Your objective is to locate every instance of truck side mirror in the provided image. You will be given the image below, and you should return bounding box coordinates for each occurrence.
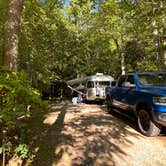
[122,82,135,88]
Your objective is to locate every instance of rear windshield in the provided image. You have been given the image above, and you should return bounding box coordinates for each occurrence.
[138,73,166,86]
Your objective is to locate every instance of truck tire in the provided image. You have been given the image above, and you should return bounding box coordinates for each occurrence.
[137,108,161,137]
[106,97,113,113]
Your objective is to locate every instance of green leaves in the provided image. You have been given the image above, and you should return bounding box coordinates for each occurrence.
[0,147,3,154]
[1,0,166,82]
[0,71,47,127]
[14,144,30,159]
[0,143,30,160]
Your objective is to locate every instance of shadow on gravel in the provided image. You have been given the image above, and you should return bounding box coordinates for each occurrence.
[60,105,142,166]
[106,107,139,131]
[106,107,166,137]
[26,104,68,166]
[24,104,145,166]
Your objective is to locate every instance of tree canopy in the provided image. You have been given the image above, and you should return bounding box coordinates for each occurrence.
[1,0,166,83]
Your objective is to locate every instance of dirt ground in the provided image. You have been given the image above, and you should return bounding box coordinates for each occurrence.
[26,102,166,166]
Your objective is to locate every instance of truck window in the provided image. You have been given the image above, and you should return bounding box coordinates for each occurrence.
[117,75,126,87]
[126,75,135,85]
[138,73,166,86]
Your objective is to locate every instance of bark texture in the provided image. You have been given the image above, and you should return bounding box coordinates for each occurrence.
[4,0,24,71]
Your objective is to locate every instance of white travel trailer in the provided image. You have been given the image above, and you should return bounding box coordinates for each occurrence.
[67,73,114,102]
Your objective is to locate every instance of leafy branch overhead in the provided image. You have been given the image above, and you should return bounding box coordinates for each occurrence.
[1,0,166,82]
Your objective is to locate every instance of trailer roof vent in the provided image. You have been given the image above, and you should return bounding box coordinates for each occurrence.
[96,73,103,76]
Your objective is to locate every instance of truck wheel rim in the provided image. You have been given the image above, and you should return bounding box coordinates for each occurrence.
[139,110,150,131]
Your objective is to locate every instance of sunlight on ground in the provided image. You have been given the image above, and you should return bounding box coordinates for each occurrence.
[59,105,133,165]
[28,104,166,166]
[61,104,166,165]
[52,146,72,166]
[43,112,60,125]
[43,105,64,125]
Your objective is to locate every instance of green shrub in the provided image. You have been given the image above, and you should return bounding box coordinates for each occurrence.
[14,144,30,159]
[0,70,48,127]
[0,70,48,163]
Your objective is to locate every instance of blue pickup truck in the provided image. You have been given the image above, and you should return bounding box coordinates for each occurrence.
[106,72,166,136]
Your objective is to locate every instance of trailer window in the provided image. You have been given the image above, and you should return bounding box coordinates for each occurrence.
[100,81,110,86]
[87,81,94,88]
[95,81,110,88]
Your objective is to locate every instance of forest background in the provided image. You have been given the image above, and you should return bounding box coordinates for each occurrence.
[1,0,166,86]
[0,0,166,164]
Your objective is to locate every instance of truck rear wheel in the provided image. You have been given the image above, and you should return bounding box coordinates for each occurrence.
[137,108,161,137]
[106,97,113,113]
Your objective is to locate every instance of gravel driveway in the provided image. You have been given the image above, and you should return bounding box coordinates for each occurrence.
[30,103,166,166]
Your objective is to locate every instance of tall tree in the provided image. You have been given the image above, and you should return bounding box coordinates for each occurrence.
[3,0,24,71]
[0,0,7,65]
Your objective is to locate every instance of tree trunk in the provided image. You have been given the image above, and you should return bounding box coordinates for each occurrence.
[3,0,24,72]
[163,37,166,66]
[161,1,166,67]
[113,38,125,75]
[121,52,125,75]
